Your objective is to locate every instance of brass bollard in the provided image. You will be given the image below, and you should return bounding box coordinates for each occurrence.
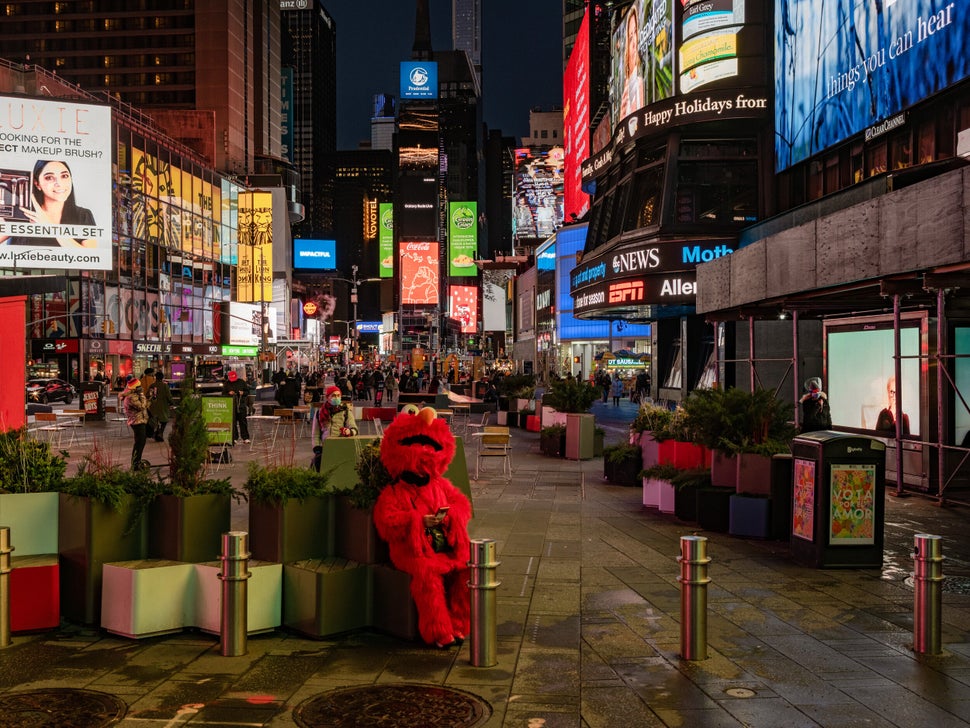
[913,533,944,655]
[219,531,251,657]
[677,535,710,661]
[0,527,12,648]
[468,538,501,667]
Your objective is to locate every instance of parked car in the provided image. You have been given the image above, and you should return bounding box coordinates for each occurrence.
[26,378,76,404]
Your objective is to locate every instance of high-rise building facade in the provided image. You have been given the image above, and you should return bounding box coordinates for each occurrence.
[452,0,482,88]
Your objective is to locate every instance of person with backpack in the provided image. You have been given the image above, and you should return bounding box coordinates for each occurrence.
[311,386,358,471]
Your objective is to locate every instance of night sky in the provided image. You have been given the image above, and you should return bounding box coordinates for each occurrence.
[328,0,564,150]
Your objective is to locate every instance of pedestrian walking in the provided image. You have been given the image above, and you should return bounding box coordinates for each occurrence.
[224,370,251,444]
[120,375,149,469]
[147,371,175,442]
[611,375,624,406]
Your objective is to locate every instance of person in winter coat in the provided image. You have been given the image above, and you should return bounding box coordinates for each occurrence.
[147,371,175,442]
[799,376,832,433]
[120,375,149,469]
[610,375,625,406]
[311,386,359,471]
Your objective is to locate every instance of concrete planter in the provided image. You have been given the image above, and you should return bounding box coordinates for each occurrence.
[148,493,231,563]
[11,555,59,632]
[642,478,665,508]
[658,480,676,514]
[59,493,148,625]
[100,559,194,638]
[335,497,388,565]
[249,495,334,563]
[604,454,642,486]
[658,440,706,469]
[283,558,371,638]
[674,484,698,522]
[370,564,419,641]
[729,494,772,539]
[0,492,59,556]
[639,432,660,469]
[736,453,773,496]
[696,487,734,532]
[194,560,282,635]
[711,451,739,489]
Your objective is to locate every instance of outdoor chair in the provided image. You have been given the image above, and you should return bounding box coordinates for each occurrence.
[474,425,512,480]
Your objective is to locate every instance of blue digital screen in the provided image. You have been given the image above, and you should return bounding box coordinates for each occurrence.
[775,0,970,170]
[357,322,381,333]
[400,61,438,99]
[293,239,336,270]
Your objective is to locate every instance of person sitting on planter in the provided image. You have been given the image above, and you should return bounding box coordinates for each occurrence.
[373,406,472,648]
[311,385,359,472]
[799,376,832,433]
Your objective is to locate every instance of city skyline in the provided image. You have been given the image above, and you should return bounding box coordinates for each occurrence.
[328,0,563,149]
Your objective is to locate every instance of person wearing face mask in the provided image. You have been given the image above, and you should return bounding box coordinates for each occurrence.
[311,385,358,472]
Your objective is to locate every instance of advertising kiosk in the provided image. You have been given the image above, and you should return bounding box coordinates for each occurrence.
[790,432,886,568]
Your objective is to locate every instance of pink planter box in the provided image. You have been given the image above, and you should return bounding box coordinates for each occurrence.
[711,452,739,488]
[642,478,662,508]
[736,453,773,496]
[639,432,660,469]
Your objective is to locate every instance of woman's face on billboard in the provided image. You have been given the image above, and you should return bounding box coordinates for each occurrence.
[35,162,73,205]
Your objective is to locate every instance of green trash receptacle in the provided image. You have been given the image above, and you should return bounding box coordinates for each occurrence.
[790,431,886,568]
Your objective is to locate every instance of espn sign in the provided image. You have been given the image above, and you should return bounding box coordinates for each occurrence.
[609,280,645,304]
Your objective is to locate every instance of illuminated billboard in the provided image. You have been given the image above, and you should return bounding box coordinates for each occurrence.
[0,96,113,270]
[293,238,336,270]
[400,241,439,305]
[449,285,479,334]
[513,146,565,240]
[236,191,273,303]
[775,0,970,171]
[679,0,745,94]
[609,0,674,124]
[378,203,394,278]
[564,10,591,221]
[448,201,478,277]
[400,61,438,99]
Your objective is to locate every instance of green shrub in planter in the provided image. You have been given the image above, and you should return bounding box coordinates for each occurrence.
[640,463,680,481]
[0,427,67,493]
[603,443,642,486]
[243,463,331,505]
[539,424,566,457]
[670,468,711,522]
[629,403,673,440]
[541,378,599,414]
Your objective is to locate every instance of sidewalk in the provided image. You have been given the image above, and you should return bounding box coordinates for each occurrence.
[4,415,970,727]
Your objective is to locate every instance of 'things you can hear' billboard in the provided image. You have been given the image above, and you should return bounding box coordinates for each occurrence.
[775,0,969,171]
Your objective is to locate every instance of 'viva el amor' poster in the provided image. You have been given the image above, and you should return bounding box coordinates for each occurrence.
[829,464,876,545]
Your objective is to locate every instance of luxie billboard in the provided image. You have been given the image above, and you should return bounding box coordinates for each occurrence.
[775,0,968,171]
[0,96,113,270]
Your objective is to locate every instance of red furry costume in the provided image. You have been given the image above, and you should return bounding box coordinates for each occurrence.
[373,406,472,647]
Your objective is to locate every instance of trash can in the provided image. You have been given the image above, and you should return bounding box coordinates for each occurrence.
[79,382,105,421]
[790,431,886,568]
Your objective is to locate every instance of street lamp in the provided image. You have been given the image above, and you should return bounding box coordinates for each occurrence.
[327,266,381,368]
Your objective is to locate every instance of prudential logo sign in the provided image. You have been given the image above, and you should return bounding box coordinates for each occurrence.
[401,61,437,99]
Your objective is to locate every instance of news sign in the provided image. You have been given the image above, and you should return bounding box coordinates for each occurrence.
[0,96,113,270]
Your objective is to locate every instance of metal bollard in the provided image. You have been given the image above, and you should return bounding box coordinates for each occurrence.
[219,531,251,657]
[467,538,501,667]
[913,533,944,655]
[0,527,13,648]
[677,535,710,661]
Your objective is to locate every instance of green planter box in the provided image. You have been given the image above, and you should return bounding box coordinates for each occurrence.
[283,558,370,638]
[100,559,194,638]
[369,564,419,641]
[249,495,334,563]
[0,492,59,556]
[335,497,388,565]
[59,493,148,625]
[148,493,232,563]
[194,560,282,635]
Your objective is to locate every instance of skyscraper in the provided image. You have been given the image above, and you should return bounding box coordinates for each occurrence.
[452,0,482,88]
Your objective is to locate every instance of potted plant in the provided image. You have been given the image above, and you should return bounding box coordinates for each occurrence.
[654,408,706,469]
[542,378,599,459]
[593,426,605,457]
[244,463,334,563]
[603,443,642,486]
[629,402,673,469]
[58,452,157,625]
[539,424,566,457]
[671,468,710,522]
[330,437,391,565]
[641,463,679,510]
[148,378,236,563]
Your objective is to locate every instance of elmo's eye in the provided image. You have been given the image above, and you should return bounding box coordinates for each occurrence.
[401,404,420,415]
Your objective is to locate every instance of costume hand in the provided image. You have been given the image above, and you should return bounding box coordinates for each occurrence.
[339,427,351,437]
[422,513,445,528]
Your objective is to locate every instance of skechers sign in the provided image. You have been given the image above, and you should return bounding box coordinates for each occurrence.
[294,239,337,270]
[400,61,438,99]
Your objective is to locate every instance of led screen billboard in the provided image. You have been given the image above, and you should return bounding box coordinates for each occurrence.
[775,0,969,171]
[610,0,675,124]
[679,0,745,94]
[400,61,438,99]
[564,10,591,221]
[400,241,439,305]
[449,285,479,334]
[0,96,113,270]
[448,201,477,276]
[378,203,394,278]
[513,146,565,240]
[293,238,336,270]
[826,319,922,438]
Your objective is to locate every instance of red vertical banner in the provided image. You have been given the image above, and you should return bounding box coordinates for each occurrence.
[0,296,27,431]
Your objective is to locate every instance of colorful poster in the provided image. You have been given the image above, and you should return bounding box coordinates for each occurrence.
[201,396,233,446]
[236,191,273,303]
[829,463,876,545]
[400,241,439,305]
[449,285,478,334]
[792,458,816,541]
[448,201,477,276]
[379,203,394,278]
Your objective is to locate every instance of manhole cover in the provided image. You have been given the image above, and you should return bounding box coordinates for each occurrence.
[903,575,970,594]
[724,687,757,698]
[0,688,126,727]
[293,683,492,728]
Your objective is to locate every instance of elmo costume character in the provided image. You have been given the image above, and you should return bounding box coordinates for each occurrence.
[373,405,472,647]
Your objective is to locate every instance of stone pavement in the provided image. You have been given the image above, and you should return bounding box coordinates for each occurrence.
[3,405,970,727]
